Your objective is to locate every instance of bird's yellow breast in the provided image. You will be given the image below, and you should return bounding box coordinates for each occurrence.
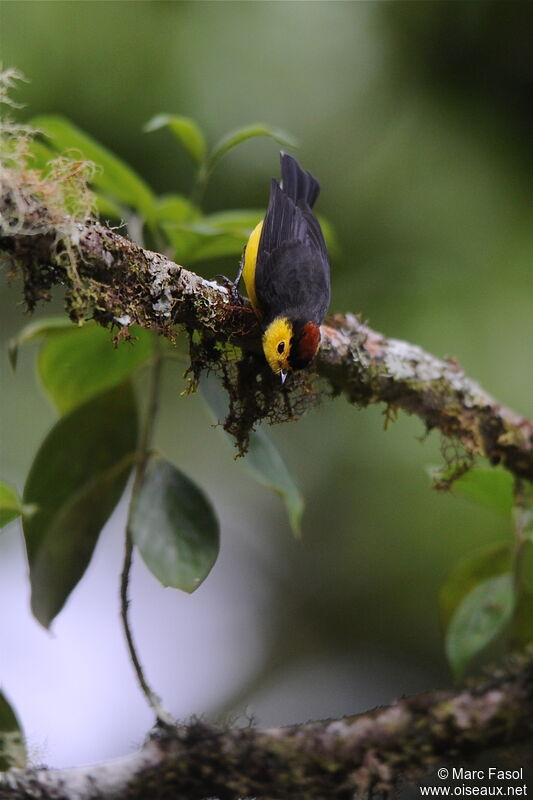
[242,220,263,315]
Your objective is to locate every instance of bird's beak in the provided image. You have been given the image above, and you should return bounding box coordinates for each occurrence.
[280,369,288,385]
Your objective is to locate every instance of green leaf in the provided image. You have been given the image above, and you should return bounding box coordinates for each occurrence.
[0,692,26,770]
[30,462,134,630]
[8,315,74,370]
[144,114,207,165]
[445,573,515,679]
[156,195,202,261]
[23,383,138,627]
[453,466,514,514]
[245,427,304,537]
[200,372,304,536]
[31,115,156,221]
[162,225,246,264]
[37,323,154,415]
[207,124,297,172]
[130,455,219,593]
[164,210,262,265]
[440,542,512,632]
[0,481,23,529]
[199,209,263,235]
[159,223,204,265]
[189,235,245,264]
[184,229,246,264]
[155,194,201,224]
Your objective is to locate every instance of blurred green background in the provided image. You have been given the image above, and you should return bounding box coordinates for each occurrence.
[1,0,532,768]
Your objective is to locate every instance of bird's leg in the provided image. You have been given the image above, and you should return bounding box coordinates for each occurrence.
[213,250,245,305]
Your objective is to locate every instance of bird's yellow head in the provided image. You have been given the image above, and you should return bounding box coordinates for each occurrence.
[262,317,321,382]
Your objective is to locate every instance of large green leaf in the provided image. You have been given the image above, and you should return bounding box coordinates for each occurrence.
[155,194,201,224]
[23,383,138,627]
[0,481,23,529]
[199,209,263,235]
[188,235,245,264]
[445,573,515,678]
[200,372,304,536]
[451,465,514,514]
[31,115,156,221]
[245,429,304,537]
[0,692,26,771]
[144,114,207,165]
[130,455,219,593]
[159,223,206,265]
[440,542,512,631]
[8,315,74,370]
[29,462,133,629]
[207,124,297,172]
[160,222,245,265]
[159,208,258,265]
[184,230,246,264]
[37,323,154,415]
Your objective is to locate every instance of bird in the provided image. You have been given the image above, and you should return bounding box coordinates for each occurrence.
[238,152,331,382]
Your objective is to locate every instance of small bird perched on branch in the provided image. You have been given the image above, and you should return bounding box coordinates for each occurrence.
[239,152,331,382]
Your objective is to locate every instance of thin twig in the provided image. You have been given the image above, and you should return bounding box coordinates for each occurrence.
[119,338,173,725]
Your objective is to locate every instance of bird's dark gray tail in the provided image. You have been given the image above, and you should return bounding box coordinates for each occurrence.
[280,152,320,209]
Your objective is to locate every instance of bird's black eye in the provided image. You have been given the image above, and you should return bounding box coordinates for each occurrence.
[277,341,285,354]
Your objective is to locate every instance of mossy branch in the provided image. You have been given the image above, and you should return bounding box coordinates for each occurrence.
[1,181,532,482]
[1,649,532,799]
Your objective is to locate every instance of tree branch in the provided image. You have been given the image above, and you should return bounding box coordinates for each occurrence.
[1,650,532,799]
[1,184,532,482]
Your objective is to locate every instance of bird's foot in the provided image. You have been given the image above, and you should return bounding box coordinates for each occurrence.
[213,274,244,306]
